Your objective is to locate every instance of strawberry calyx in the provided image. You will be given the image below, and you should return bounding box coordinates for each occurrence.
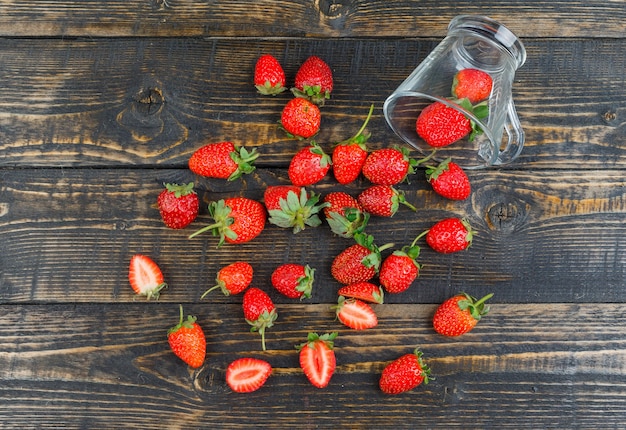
[411,348,432,385]
[452,97,489,142]
[354,232,394,272]
[246,308,278,352]
[335,103,375,149]
[292,84,331,106]
[457,292,494,321]
[228,145,259,181]
[268,188,328,234]
[295,331,338,352]
[326,207,370,239]
[425,157,453,182]
[392,187,418,212]
[188,199,235,246]
[164,182,195,198]
[309,141,332,168]
[167,304,198,336]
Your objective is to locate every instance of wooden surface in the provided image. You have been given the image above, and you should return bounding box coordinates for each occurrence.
[0,1,624,428]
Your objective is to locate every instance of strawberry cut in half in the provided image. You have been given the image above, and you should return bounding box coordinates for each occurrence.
[296,332,338,388]
[333,296,378,330]
[128,254,167,300]
[337,281,384,304]
[226,357,273,393]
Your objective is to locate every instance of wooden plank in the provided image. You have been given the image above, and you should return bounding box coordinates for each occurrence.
[0,303,625,428]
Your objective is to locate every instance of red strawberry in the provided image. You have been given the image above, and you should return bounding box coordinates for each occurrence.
[291,56,333,106]
[128,254,167,300]
[379,236,421,294]
[264,185,326,233]
[157,182,199,229]
[271,263,315,299]
[433,292,493,336]
[167,305,206,369]
[281,97,321,139]
[425,158,471,200]
[452,68,493,103]
[322,191,369,239]
[425,217,474,254]
[188,141,259,181]
[332,104,374,184]
[357,185,417,217]
[254,54,286,96]
[242,287,278,351]
[416,99,487,148]
[296,332,338,388]
[331,233,393,285]
[337,281,384,304]
[226,357,273,393]
[189,197,266,247]
[379,349,431,394]
[333,296,378,330]
[201,261,253,298]
[288,141,331,186]
[361,146,416,185]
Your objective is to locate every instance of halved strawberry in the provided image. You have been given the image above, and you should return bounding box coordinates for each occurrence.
[333,296,378,330]
[128,254,167,300]
[337,282,384,304]
[296,332,338,388]
[226,357,272,393]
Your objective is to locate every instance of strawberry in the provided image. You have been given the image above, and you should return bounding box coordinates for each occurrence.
[337,281,384,304]
[188,197,266,247]
[157,182,199,229]
[379,236,421,294]
[332,104,374,184]
[288,141,331,186]
[188,141,259,181]
[254,54,286,96]
[291,56,333,106]
[433,292,494,336]
[128,254,167,300]
[357,185,417,217]
[264,185,326,233]
[295,332,338,388]
[331,233,393,285]
[322,192,369,239]
[425,157,471,200]
[271,263,315,299]
[361,146,417,185]
[167,305,206,369]
[226,357,273,393]
[281,97,321,139]
[425,217,474,254]
[243,287,278,351]
[452,68,493,103]
[333,296,378,330]
[201,261,253,298]
[416,99,488,147]
[379,348,431,394]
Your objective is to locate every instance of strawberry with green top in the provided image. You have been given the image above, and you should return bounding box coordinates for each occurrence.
[379,235,421,294]
[322,192,369,239]
[337,281,384,304]
[226,357,273,393]
[188,141,259,181]
[333,296,378,330]
[361,146,417,186]
[452,68,493,103]
[288,141,331,186]
[379,348,431,395]
[416,99,488,147]
[281,97,322,139]
[425,217,474,254]
[167,305,206,369]
[332,104,374,185]
[425,157,471,201]
[433,292,494,336]
[201,261,253,298]
[357,184,417,217]
[296,332,338,388]
[128,254,167,300]
[243,287,278,351]
[271,263,315,300]
[157,182,199,229]
[291,56,333,106]
[254,54,286,96]
[331,233,394,285]
[264,185,326,234]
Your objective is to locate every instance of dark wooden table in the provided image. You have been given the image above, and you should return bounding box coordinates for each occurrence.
[0,1,624,428]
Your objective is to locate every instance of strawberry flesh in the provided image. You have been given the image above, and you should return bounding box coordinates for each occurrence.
[226,357,272,393]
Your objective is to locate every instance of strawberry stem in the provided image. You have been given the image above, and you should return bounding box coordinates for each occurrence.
[415,150,437,166]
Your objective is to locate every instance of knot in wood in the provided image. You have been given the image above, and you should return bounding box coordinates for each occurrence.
[133,87,164,117]
[486,201,526,233]
[317,0,349,18]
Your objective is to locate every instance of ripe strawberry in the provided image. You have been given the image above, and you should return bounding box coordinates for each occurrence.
[226,357,272,393]
[425,158,471,200]
[189,197,266,247]
[379,348,431,395]
[254,54,286,96]
[167,305,206,369]
[128,254,167,300]
[357,185,417,217]
[201,261,253,298]
[188,141,259,181]
[379,236,421,294]
[361,146,416,185]
[452,68,493,103]
[281,97,321,139]
[291,56,333,106]
[243,287,278,351]
[337,281,384,304]
[271,263,315,300]
[157,182,199,229]
[433,292,494,336]
[332,104,374,184]
[416,99,487,147]
[264,185,326,233]
[296,332,338,388]
[425,217,474,254]
[331,233,393,285]
[323,191,369,239]
[288,141,331,186]
[333,296,378,330]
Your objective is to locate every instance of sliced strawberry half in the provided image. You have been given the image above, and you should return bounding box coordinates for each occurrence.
[225,357,272,393]
[333,296,378,330]
[337,282,384,304]
[128,254,167,300]
[296,332,338,388]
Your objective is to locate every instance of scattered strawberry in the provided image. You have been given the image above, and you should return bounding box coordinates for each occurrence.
[254,54,286,96]
[188,197,266,247]
[425,158,471,200]
[333,296,378,330]
[416,99,487,147]
[425,217,474,254]
[323,191,369,239]
[188,141,259,181]
[337,281,384,304]
[379,236,421,294]
[288,141,331,186]
[271,263,315,299]
[379,348,430,394]
[128,254,167,300]
[243,287,278,351]
[201,261,253,298]
[331,233,393,285]
[433,292,493,336]
[167,305,206,369]
[361,146,416,185]
[264,185,326,233]
[281,97,322,139]
[296,332,338,388]
[291,56,334,106]
[226,357,273,393]
[357,184,417,217]
[452,68,493,103]
[332,104,374,184]
[157,182,199,229]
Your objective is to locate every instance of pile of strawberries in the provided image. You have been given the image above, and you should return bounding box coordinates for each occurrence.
[128,54,496,395]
